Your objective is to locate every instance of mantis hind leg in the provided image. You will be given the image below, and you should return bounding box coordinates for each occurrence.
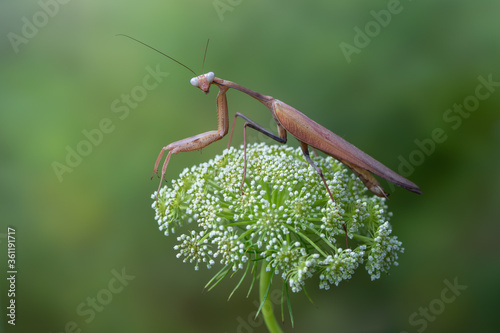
[299,142,349,249]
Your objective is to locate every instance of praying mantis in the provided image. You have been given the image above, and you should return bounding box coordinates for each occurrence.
[119,36,422,211]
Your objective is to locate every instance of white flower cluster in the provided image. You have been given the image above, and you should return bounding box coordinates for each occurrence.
[318,247,366,290]
[365,221,404,280]
[152,143,403,291]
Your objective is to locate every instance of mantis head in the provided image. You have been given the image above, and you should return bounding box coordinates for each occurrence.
[190,72,215,94]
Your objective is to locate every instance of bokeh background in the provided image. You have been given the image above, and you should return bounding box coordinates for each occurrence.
[1,1,499,332]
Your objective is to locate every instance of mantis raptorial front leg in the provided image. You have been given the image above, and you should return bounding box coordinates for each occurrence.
[152,85,230,199]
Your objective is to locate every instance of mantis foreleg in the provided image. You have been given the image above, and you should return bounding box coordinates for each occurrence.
[153,85,230,199]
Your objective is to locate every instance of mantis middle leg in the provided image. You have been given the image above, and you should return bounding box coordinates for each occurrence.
[227,112,287,194]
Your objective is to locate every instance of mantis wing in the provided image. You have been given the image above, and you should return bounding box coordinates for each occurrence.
[272,100,422,195]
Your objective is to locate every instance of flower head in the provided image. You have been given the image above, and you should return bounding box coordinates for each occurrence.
[152,143,403,292]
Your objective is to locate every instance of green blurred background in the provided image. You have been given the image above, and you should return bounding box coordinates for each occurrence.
[1,0,499,332]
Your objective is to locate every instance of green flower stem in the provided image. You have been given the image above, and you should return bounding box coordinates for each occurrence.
[260,261,283,333]
[284,225,328,257]
[351,233,373,243]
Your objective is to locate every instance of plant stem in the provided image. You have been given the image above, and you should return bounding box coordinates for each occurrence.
[260,261,283,333]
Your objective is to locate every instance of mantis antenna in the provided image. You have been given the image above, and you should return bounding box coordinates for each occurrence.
[116,34,197,76]
[202,39,210,74]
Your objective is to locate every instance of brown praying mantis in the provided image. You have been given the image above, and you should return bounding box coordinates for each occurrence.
[120,35,421,220]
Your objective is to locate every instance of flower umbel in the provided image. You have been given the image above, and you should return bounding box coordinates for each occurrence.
[152,143,404,325]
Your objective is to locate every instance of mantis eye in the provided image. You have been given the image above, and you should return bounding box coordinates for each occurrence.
[206,72,215,83]
[190,77,199,87]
